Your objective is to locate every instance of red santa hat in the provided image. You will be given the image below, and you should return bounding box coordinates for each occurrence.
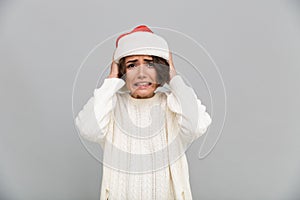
[113,25,170,64]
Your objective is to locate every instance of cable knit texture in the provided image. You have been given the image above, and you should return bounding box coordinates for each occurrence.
[75,75,212,200]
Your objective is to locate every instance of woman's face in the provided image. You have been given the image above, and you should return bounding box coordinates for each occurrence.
[124,55,159,99]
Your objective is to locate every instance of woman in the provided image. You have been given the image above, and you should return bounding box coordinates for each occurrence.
[75,25,212,200]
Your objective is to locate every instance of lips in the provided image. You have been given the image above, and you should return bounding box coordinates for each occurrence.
[134,82,152,87]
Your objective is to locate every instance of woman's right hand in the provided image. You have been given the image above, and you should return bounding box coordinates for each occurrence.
[108,59,119,78]
[168,51,177,81]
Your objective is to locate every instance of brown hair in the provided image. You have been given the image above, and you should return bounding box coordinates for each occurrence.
[118,55,170,86]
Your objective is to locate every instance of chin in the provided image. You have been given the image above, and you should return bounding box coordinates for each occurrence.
[128,84,158,99]
[132,91,155,99]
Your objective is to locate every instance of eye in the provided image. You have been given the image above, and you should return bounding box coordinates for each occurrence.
[146,62,155,68]
[126,64,135,69]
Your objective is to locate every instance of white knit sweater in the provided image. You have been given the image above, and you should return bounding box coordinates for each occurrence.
[75,75,212,200]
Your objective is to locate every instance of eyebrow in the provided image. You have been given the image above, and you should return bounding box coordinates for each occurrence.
[125,58,153,64]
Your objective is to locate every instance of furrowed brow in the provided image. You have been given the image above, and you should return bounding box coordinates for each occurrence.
[144,59,153,62]
[126,59,138,64]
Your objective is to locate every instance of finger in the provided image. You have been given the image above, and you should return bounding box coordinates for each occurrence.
[169,52,175,69]
[110,61,119,74]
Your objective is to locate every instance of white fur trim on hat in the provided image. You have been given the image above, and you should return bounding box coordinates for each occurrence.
[113,31,169,63]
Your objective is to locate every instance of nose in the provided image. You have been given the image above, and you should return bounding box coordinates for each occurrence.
[137,65,147,79]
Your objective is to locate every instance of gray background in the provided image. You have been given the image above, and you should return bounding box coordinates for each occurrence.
[1,0,300,199]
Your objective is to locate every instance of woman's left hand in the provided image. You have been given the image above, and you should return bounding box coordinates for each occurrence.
[169,51,176,80]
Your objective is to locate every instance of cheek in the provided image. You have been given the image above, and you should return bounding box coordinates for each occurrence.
[125,72,134,88]
[125,78,131,88]
[150,71,158,82]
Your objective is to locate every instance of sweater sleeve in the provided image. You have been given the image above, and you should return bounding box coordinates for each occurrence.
[167,75,212,142]
[74,78,125,143]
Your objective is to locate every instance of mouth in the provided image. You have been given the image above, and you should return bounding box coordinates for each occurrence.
[133,81,153,89]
